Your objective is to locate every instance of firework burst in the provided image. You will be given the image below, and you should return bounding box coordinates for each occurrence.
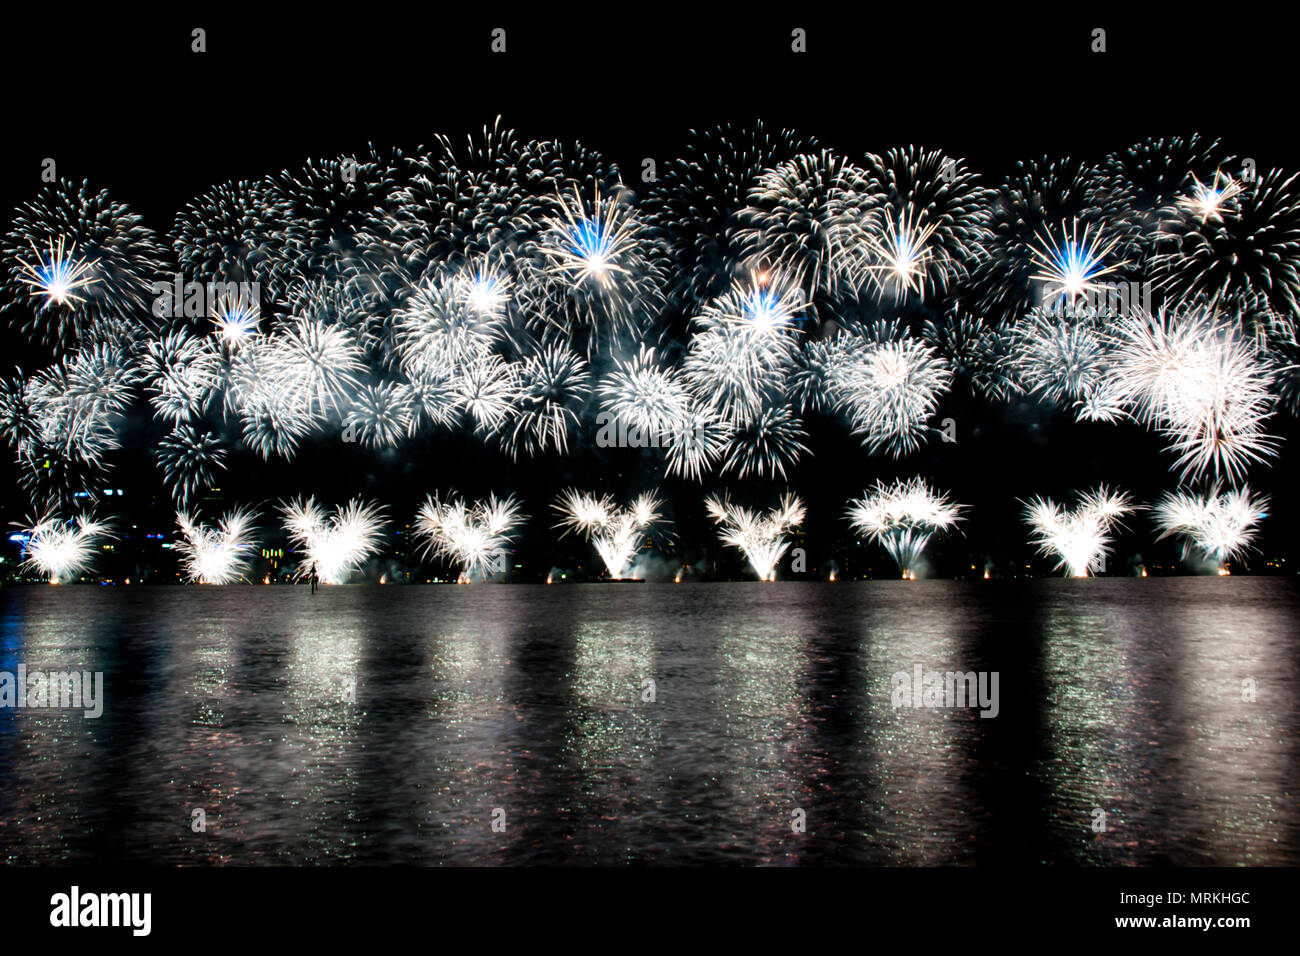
[705,492,805,581]
[846,478,965,578]
[1,179,167,350]
[281,496,386,584]
[1107,308,1279,483]
[1023,485,1134,578]
[175,507,259,584]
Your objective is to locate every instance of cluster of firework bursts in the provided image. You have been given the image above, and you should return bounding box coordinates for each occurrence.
[12,481,1269,583]
[0,123,1294,581]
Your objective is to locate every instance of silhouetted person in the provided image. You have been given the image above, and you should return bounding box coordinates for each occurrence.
[310,562,318,594]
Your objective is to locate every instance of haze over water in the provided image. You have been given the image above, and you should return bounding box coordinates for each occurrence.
[1,579,1296,865]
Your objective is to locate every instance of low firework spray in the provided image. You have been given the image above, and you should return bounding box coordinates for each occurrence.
[704,492,805,581]
[1022,486,1135,578]
[553,490,663,580]
[1153,485,1269,573]
[845,478,966,579]
[413,492,526,583]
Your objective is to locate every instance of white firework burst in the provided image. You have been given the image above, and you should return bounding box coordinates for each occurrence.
[705,492,805,581]
[1023,485,1134,578]
[281,496,386,584]
[175,507,259,584]
[846,478,966,577]
[1107,308,1279,483]
[831,337,952,457]
[344,381,414,449]
[504,345,590,458]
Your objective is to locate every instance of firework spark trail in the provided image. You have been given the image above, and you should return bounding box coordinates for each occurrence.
[281,496,386,584]
[553,489,663,580]
[414,492,526,582]
[1022,485,1135,578]
[175,507,259,584]
[19,513,114,582]
[705,492,805,581]
[1153,485,1268,568]
[846,478,966,578]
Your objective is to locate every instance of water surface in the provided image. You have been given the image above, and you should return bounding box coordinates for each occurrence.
[1,579,1296,865]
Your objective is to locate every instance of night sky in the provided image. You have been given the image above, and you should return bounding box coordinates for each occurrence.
[1,10,1296,580]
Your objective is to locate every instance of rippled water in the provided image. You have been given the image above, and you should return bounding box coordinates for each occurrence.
[1,579,1296,865]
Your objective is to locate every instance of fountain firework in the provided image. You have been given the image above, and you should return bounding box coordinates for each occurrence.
[1153,485,1269,570]
[845,478,965,578]
[175,507,259,584]
[1022,485,1135,578]
[280,496,386,584]
[19,513,114,583]
[553,490,663,580]
[705,492,805,581]
[413,492,526,582]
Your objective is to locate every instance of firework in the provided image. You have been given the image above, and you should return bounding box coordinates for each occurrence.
[280,496,386,584]
[1030,219,1124,310]
[1106,307,1279,483]
[705,492,805,581]
[172,179,273,289]
[19,513,114,582]
[856,146,991,301]
[1,179,167,350]
[600,345,690,442]
[531,183,665,356]
[830,336,952,456]
[343,381,414,449]
[737,152,877,303]
[553,489,663,580]
[846,478,966,578]
[1023,485,1134,578]
[1090,135,1227,254]
[156,425,227,507]
[718,402,808,479]
[969,157,1107,325]
[273,316,366,418]
[175,507,259,584]
[1153,485,1268,569]
[1154,167,1300,319]
[413,492,526,582]
[395,270,507,379]
[648,121,819,311]
[503,344,590,458]
[1009,307,1117,417]
[140,330,218,426]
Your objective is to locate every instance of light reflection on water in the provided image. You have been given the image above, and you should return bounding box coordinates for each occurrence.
[0,579,1295,865]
